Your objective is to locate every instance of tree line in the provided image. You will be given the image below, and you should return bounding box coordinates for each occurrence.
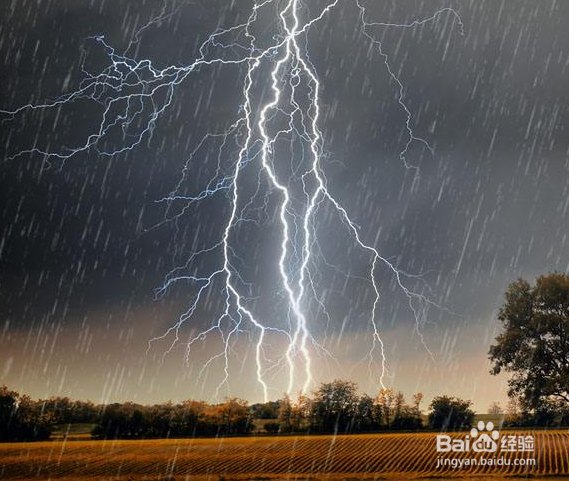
[0,381,476,441]
[0,386,255,441]
[273,381,474,434]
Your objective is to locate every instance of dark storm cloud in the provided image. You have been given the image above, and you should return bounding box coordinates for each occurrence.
[0,0,568,405]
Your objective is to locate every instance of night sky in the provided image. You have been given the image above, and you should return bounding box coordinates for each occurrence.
[1,0,569,411]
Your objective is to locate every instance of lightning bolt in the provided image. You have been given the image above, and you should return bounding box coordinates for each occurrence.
[1,1,463,401]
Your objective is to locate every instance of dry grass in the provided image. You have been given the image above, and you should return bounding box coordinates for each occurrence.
[0,430,567,480]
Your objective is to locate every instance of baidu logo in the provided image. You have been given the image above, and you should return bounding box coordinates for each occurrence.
[469,421,500,452]
[436,421,529,453]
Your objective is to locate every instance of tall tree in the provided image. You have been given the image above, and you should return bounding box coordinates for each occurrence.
[376,388,396,427]
[310,380,359,433]
[487,402,503,415]
[489,273,569,410]
[277,393,309,433]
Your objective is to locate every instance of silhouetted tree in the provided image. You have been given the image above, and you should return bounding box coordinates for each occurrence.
[391,392,423,430]
[277,394,295,432]
[428,395,475,430]
[489,273,569,413]
[353,394,378,432]
[310,380,359,433]
[277,393,309,433]
[37,397,98,424]
[487,402,503,415]
[0,386,53,441]
[412,393,423,417]
[376,388,396,428]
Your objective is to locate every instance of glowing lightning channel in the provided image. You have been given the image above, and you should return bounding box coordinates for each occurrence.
[1,1,464,401]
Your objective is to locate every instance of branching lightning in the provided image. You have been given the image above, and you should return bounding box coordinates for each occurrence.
[1,1,463,401]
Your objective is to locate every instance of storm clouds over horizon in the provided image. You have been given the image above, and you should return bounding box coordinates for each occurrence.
[1,0,569,411]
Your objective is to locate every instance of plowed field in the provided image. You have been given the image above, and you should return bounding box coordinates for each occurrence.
[0,431,566,480]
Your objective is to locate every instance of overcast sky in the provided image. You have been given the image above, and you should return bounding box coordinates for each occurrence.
[1,0,569,411]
